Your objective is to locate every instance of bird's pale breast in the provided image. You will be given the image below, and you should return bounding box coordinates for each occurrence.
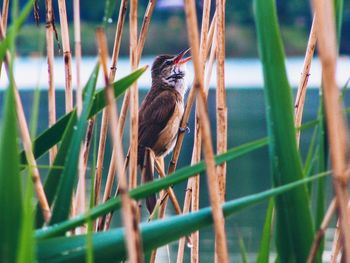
[152,100,184,157]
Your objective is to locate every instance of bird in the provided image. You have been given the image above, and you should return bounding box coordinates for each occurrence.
[138,48,191,213]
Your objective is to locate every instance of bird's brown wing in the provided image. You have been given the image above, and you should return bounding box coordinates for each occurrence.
[138,90,178,166]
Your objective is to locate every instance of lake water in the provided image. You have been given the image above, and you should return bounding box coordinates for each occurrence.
[0,57,347,261]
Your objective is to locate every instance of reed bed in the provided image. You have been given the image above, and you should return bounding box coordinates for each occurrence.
[0,1,349,263]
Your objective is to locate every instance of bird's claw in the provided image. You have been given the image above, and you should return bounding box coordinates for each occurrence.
[179,126,190,134]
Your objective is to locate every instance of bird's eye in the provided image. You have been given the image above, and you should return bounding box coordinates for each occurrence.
[165,60,172,66]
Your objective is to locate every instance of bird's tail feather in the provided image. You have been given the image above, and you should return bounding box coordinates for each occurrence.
[141,148,157,213]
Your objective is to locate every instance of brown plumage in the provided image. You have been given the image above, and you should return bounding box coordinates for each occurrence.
[138,50,191,213]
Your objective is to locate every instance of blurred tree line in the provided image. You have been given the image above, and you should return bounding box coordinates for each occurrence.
[8,0,350,55]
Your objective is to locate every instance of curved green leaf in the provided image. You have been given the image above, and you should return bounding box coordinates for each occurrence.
[35,138,268,239]
[0,87,22,263]
[20,66,148,166]
[49,65,99,225]
[254,0,315,261]
[36,172,329,263]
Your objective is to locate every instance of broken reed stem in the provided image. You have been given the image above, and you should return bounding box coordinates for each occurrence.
[94,0,128,209]
[215,0,227,204]
[45,0,57,165]
[96,28,143,263]
[184,1,229,262]
[58,0,73,113]
[295,14,317,145]
[313,0,350,260]
[0,12,51,223]
[307,198,337,263]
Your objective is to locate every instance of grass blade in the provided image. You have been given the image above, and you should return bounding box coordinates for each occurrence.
[35,112,77,227]
[36,172,329,263]
[49,65,99,225]
[0,86,22,263]
[256,198,274,263]
[35,138,268,238]
[16,174,35,263]
[254,0,316,261]
[19,66,148,166]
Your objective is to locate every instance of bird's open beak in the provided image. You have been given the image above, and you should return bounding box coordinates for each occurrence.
[174,48,191,65]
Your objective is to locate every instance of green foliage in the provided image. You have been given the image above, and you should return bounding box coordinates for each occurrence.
[254,0,316,261]
[36,172,328,262]
[0,86,22,263]
[19,66,148,166]
[256,199,274,263]
[35,138,268,239]
[49,65,99,225]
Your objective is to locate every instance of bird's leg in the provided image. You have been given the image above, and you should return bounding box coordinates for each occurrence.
[179,126,190,134]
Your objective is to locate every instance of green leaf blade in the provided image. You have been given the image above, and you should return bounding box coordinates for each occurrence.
[49,65,99,225]
[254,0,316,261]
[0,87,22,263]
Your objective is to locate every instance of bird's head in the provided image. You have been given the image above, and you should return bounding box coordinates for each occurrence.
[151,48,191,93]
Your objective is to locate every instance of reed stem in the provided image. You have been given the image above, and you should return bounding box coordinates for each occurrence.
[94,0,128,210]
[295,14,317,145]
[45,0,57,165]
[97,28,144,263]
[215,0,227,203]
[115,0,156,164]
[129,0,139,189]
[58,0,73,113]
[184,1,229,262]
[307,198,337,263]
[1,0,8,32]
[313,0,350,260]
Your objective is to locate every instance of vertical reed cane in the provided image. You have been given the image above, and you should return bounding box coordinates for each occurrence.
[57,0,73,113]
[313,0,350,260]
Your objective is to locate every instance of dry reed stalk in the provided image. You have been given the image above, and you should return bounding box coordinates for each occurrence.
[189,2,212,261]
[294,14,317,145]
[116,0,156,159]
[96,28,143,263]
[307,198,337,263]
[106,1,157,201]
[215,0,227,204]
[313,0,350,260]
[58,0,73,113]
[107,0,154,194]
[331,221,341,263]
[177,15,217,263]
[94,0,128,209]
[99,156,130,231]
[167,13,217,176]
[184,1,229,262]
[176,186,192,263]
[0,13,51,223]
[45,0,57,165]
[129,0,139,190]
[0,0,8,78]
[1,0,8,32]
[136,0,156,58]
[154,159,182,214]
[73,0,86,233]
